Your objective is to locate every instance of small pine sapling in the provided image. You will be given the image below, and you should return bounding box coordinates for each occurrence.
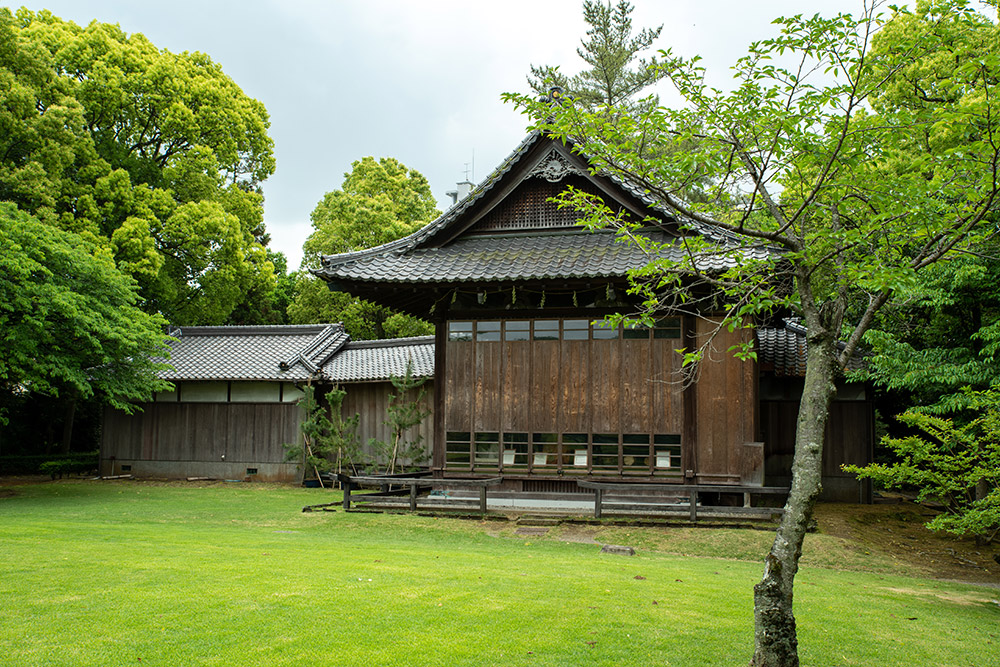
[285,384,361,485]
[370,361,431,475]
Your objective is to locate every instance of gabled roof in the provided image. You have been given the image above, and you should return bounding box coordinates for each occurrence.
[323,336,434,383]
[313,132,771,315]
[158,324,348,382]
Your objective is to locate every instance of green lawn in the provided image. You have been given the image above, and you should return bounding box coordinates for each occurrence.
[1,481,996,666]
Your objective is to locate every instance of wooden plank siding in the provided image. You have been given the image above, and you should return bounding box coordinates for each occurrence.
[440,316,753,481]
[101,401,303,481]
[339,381,435,462]
[760,389,873,502]
[101,380,433,482]
[694,318,757,484]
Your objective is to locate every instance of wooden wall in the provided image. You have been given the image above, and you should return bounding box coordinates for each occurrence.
[760,380,873,502]
[339,381,435,462]
[443,321,684,438]
[694,318,758,484]
[102,402,302,481]
[101,380,436,481]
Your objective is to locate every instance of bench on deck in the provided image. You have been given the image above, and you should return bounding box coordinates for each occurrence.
[576,480,789,520]
[339,474,503,514]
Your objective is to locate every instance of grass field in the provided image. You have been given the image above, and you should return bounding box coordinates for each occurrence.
[1,480,997,666]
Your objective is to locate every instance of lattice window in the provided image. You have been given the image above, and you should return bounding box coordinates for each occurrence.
[469,178,603,233]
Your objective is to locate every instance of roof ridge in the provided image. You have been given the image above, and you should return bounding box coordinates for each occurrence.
[173,324,331,336]
[315,131,544,273]
[344,335,435,349]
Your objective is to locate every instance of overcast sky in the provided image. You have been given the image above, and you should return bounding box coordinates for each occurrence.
[13,0,871,268]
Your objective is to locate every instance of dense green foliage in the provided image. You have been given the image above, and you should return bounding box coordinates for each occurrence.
[527,0,665,107]
[290,157,437,337]
[0,204,170,417]
[0,8,277,325]
[846,390,1000,542]
[0,450,97,475]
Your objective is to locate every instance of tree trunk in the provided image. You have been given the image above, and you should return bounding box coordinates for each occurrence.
[59,393,78,454]
[751,323,838,667]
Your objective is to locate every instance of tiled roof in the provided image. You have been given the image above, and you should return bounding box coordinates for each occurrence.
[757,319,865,377]
[323,336,435,382]
[315,132,776,285]
[158,324,348,382]
[757,324,808,377]
[318,229,767,284]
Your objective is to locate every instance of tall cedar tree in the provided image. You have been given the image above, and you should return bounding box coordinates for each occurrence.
[527,0,666,108]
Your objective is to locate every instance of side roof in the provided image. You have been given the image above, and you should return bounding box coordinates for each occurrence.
[757,319,865,377]
[158,325,436,384]
[158,324,349,382]
[323,336,434,383]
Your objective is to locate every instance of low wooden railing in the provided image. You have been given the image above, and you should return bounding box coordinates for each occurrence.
[576,480,789,520]
[338,474,502,514]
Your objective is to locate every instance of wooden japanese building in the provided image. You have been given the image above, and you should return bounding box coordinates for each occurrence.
[314,132,873,502]
[100,325,434,482]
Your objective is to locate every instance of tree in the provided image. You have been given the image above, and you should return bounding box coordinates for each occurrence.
[0,203,170,423]
[291,157,438,336]
[226,249,295,325]
[527,0,666,108]
[506,2,1000,664]
[367,363,431,475]
[845,389,1000,544]
[0,8,276,325]
[286,384,361,484]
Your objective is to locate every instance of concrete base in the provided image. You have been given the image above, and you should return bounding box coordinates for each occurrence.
[99,459,301,483]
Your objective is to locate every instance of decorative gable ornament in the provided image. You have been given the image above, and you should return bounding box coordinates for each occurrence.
[529,149,584,182]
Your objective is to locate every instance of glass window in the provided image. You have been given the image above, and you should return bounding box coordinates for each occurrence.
[445,432,471,467]
[623,323,651,340]
[448,321,472,341]
[502,432,529,467]
[531,432,559,467]
[655,446,682,470]
[533,320,559,340]
[653,317,682,339]
[591,321,619,340]
[654,434,682,470]
[474,431,500,467]
[476,321,501,342]
[563,320,589,340]
[505,321,530,341]
[623,434,650,470]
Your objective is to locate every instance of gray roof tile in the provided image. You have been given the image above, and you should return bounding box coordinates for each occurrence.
[318,230,765,284]
[314,132,775,285]
[158,324,348,382]
[323,336,434,382]
[757,319,865,377]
